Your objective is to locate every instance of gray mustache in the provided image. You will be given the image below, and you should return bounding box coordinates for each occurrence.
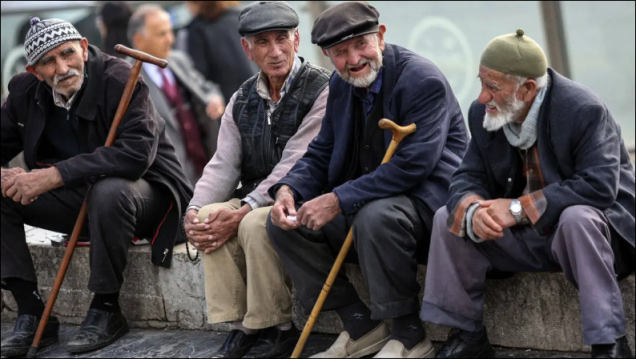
[54,69,80,85]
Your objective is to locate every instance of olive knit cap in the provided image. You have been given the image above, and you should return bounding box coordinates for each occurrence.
[480,28,547,79]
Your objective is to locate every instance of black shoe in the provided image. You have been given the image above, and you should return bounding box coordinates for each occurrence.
[435,328,495,358]
[66,309,129,355]
[592,336,634,358]
[244,326,300,358]
[0,315,59,358]
[211,330,260,358]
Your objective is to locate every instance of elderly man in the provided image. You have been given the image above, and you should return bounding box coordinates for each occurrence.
[129,5,225,185]
[182,2,329,358]
[266,2,468,358]
[0,18,192,357]
[421,30,635,359]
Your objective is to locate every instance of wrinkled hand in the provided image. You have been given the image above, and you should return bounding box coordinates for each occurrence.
[1,167,26,188]
[472,206,504,241]
[2,167,63,205]
[185,206,250,254]
[297,193,341,231]
[271,186,300,231]
[480,199,516,230]
[206,96,226,119]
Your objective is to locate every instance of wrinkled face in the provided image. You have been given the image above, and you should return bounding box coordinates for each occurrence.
[326,25,386,88]
[26,39,89,98]
[134,11,174,60]
[242,29,300,79]
[478,65,529,132]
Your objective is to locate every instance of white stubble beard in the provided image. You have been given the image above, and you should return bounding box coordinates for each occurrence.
[483,94,527,132]
[338,45,383,88]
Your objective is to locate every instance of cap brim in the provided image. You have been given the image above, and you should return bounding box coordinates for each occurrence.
[241,27,297,38]
[321,27,380,49]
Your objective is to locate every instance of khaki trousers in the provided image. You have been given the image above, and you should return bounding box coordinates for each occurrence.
[200,199,292,330]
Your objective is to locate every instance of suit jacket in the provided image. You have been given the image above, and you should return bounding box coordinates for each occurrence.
[448,68,635,274]
[138,50,222,184]
[272,44,469,215]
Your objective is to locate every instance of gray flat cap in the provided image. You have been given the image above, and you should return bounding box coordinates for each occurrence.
[238,1,299,37]
[311,1,379,49]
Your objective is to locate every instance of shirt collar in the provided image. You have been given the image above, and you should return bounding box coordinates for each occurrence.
[256,55,302,103]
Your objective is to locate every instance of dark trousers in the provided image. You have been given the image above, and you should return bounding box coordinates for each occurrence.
[1,178,170,294]
[267,195,431,320]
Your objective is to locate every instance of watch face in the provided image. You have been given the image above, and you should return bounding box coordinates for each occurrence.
[511,203,523,213]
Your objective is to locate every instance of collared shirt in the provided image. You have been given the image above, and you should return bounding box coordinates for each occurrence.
[52,70,89,110]
[143,62,176,89]
[255,55,302,124]
[352,67,384,122]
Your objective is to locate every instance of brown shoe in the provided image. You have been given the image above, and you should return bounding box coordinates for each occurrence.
[311,323,391,358]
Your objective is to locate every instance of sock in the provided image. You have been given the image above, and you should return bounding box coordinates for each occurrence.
[90,292,121,313]
[336,301,381,341]
[391,313,426,350]
[5,278,45,317]
[232,321,258,336]
[276,322,293,332]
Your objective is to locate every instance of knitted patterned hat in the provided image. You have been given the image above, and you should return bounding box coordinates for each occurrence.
[24,17,82,66]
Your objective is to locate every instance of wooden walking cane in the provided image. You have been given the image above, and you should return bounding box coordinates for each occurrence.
[291,119,417,358]
[27,45,168,358]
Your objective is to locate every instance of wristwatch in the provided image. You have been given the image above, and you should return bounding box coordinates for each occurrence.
[509,199,523,224]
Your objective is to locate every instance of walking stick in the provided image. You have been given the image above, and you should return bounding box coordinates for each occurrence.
[27,45,168,358]
[291,119,417,358]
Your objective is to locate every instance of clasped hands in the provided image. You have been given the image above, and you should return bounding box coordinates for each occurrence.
[472,198,521,241]
[1,167,63,205]
[271,186,341,231]
[184,205,251,253]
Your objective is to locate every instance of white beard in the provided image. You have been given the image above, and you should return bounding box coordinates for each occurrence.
[483,95,526,132]
[338,46,383,88]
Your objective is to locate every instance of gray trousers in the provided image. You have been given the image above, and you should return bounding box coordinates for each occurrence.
[1,178,170,294]
[267,195,429,320]
[420,205,626,346]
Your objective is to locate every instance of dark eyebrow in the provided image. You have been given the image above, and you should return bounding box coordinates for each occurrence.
[39,55,54,64]
[60,47,76,56]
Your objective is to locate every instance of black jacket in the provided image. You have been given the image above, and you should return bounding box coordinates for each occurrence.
[1,46,193,268]
[184,10,257,104]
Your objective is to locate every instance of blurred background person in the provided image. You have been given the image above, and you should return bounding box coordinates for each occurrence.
[129,5,226,185]
[97,1,133,58]
[180,1,256,104]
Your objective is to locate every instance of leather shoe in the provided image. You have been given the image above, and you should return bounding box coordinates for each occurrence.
[211,330,260,358]
[66,309,129,354]
[435,329,495,358]
[592,336,634,358]
[244,326,300,358]
[1,315,59,358]
[311,323,391,358]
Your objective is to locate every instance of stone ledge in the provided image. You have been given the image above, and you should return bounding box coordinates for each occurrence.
[1,242,634,353]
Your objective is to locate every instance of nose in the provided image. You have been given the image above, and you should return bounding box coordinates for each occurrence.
[269,43,283,58]
[347,51,362,67]
[478,86,492,105]
[56,61,69,76]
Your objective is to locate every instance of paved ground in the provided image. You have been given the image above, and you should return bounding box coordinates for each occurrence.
[0,322,590,358]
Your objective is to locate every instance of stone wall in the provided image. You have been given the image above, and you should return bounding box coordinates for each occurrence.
[2,243,634,353]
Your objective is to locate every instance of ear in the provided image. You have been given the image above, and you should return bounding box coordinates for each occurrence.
[241,38,254,62]
[322,49,329,57]
[377,24,387,52]
[25,65,44,81]
[293,28,300,53]
[519,79,538,102]
[80,38,89,62]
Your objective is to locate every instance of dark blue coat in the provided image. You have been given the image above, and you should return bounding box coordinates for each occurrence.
[448,69,635,272]
[272,44,468,215]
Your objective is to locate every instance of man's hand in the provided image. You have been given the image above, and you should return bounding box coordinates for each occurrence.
[185,206,251,254]
[297,192,341,231]
[472,207,504,241]
[271,185,300,231]
[1,168,26,188]
[206,96,226,119]
[2,167,63,205]
[480,199,517,230]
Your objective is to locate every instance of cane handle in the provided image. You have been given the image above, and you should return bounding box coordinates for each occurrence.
[115,45,168,68]
[378,119,417,143]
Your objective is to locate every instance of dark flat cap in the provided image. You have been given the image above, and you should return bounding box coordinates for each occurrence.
[311,1,380,49]
[238,1,299,37]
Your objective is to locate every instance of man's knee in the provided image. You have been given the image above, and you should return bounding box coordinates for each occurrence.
[555,205,610,246]
[238,207,271,250]
[88,178,136,213]
[198,201,236,222]
[434,206,450,230]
